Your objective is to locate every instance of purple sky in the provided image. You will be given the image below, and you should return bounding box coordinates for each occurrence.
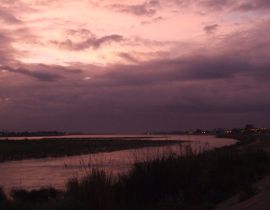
[0,0,270,132]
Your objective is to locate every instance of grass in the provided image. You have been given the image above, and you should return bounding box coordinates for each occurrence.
[1,142,270,210]
[0,138,181,162]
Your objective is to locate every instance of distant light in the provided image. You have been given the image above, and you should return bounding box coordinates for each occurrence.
[83,77,92,80]
[0,97,10,102]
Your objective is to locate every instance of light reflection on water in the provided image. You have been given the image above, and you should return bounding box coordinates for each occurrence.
[0,135,236,192]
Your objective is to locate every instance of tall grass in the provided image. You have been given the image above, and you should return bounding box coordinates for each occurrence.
[1,144,270,210]
[119,148,270,209]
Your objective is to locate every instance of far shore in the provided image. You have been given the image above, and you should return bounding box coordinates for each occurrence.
[0,138,183,162]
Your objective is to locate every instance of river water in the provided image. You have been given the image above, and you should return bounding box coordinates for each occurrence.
[0,135,236,193]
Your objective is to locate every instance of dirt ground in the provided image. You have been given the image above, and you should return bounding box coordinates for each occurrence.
[216,175,270,210]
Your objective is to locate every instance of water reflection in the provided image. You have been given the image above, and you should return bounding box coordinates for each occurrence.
[0,135,236,192]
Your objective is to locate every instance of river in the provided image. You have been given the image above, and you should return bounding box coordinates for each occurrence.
[0,135,236,193]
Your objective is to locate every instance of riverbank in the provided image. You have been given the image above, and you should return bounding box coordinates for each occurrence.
[215,134,270,210]
[0,138,182,162]
[1,134,269,210]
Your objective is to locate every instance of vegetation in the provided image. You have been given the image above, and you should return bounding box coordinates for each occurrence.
[0,131,65,137]
[0,138,181,162]
[0,188,6,205]
[1,143,270,210]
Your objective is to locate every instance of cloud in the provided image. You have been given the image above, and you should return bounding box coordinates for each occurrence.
[199,0,234,10]
[236,0,270,11]
[0,7,21,24]
[164,0,235,11]
[141,16,164,25]
[1,65,63,81]
[111,20,267,81]
[118,53,138,63]
[108,1,159,16]
[66,29,94,39]
[51,34,123,51]
[93,54,267,88]
[0,30,17,65]
[0,64,82,81]
[204,24,219,34]
[168,0,270,12]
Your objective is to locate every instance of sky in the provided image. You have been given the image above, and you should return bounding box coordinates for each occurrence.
[0,0,270,132]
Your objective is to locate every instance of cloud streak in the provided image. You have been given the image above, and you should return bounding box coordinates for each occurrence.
[1,65,63,81]
[0,7,21,24]
[51,34,123,51]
